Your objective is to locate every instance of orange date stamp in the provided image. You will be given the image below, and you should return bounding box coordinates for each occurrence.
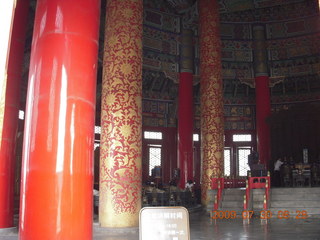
[211,210,309,219]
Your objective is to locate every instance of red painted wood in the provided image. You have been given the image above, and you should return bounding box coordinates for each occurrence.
[255,76,271,167]
[178,72,194,188]
[0,0,29,228]
[19,0,100,239]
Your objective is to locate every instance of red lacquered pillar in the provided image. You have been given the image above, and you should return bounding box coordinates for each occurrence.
[19,0,100,239]
[255,75,271,166]
[178,28,194,189]
[0,2,16,206]
[0,0,30,228]
[253,25,271,166]
[199,0,224,206]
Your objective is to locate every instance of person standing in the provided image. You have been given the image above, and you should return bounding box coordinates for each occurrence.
[274,158,284,187]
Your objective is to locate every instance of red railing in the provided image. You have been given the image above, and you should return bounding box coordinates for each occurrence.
[244,179,250,210]
[245,172,271,211]
[211,178,224,210]
[223,177,246,188]
[211,177,246,210]
[211,175,271,212]
[264,177,270,210]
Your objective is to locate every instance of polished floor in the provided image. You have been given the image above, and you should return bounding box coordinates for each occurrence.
[1,211,320,239]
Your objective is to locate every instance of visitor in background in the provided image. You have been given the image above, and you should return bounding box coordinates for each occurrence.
[185,180,194,191]
[274,157,284,187]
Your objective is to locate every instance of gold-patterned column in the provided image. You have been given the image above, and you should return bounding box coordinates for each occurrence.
[199,0,224,206]
[99,0,142,228]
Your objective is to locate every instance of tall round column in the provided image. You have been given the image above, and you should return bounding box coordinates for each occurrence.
[0,1,15,148]
[0,0,29,228]
[199,0,224,206]
[253,25,271,166]
[99,0,142,228]
[178,28,194,188]
[19,0,100,239]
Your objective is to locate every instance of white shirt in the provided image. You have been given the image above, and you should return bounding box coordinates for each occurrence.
[185,182,194,190]
[274,159,284,171]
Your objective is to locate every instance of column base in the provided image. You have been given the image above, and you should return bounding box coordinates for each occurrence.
[93,222,138,235]
[0,226,18,235]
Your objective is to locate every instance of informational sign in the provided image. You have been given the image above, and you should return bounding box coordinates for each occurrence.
[139,207,190,240]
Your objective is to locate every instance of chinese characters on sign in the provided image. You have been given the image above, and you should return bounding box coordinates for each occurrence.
[140,207,190,240]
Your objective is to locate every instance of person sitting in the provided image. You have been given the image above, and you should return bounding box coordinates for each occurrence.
[169,178,179,192]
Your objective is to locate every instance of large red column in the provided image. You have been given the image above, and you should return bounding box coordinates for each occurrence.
[19,0,100,239]
[255,76,271,166]
[0,1,15,152]
[178,28,194,189]
[253,25,271,166]
[0,0,29,228]
[178,72,193,188]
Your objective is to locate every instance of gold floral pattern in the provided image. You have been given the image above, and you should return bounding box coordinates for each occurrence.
[199,0,224,206]
[99,0,142,228]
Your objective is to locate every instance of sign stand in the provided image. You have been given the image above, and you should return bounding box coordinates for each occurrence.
[139,207,190,240]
